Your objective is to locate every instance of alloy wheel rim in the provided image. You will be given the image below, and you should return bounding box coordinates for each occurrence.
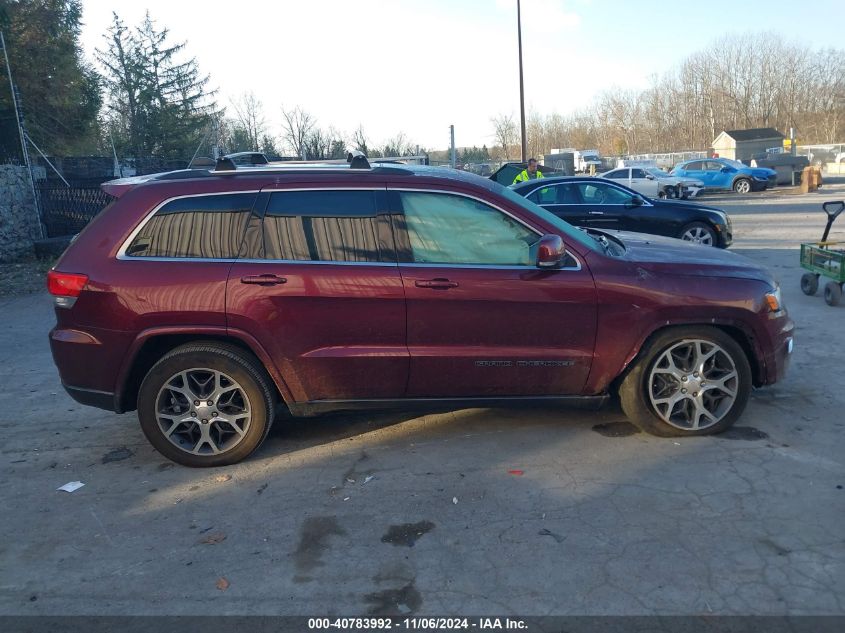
[682,226,713,245]
[736,181,750,193]
[647,339,739,430]
[155,368,251,455]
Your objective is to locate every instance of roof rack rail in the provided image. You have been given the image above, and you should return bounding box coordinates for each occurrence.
[223,151,269,165]
[347,150,370,169]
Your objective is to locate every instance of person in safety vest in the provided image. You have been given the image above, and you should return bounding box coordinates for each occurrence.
[512,158,544,184]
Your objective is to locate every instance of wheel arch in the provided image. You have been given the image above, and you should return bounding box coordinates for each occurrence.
[610,321,764,394]
[116,327,294,413]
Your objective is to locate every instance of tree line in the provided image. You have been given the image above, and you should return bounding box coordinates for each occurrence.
[1,3,843,165]
[0,1,422,164]
[491,32,844,159]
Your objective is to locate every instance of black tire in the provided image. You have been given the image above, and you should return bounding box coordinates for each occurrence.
[824,281,843,307]
[618,326,752,437]
[679,222,717,246]
[800,273,819,296]
[138,342,276,467]
[665,185,677,199]
[733,178,752,194]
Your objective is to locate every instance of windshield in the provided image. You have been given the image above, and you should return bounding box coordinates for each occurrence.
[496,185,597,252]
[646,168,668,177]
[724,159,745,169]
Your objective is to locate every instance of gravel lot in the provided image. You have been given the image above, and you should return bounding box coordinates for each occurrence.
[1,184,843,616]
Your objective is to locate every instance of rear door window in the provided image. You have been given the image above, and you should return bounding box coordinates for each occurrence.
[125,192,257,258]
[262,189,392,262]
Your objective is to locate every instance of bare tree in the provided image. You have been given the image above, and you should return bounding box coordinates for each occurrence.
[229,91,266,151]
[281,105,316,158]
[352,125,370,155]
[491,114,519,159]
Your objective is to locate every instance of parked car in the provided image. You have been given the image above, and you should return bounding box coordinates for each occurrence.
[600,166,704,199]
[48,161,792,466]
[671,158,777,193]
[512,176,732,247]
[489,161,565,186]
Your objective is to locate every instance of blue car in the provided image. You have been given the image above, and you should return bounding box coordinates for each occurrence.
[671,158,776,194]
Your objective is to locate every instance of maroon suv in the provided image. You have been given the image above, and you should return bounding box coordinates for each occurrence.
[48,161,794,467]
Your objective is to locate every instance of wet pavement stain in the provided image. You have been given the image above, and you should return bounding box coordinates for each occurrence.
[102,447,134,464]
[365,583,422,615]
[538,528,566,543]
[592,421,640,437]
[720,426,769,441]
[293,516,346,581]
[381,521,435,547]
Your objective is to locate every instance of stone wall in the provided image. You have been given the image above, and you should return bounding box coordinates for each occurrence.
[0,165,41,262]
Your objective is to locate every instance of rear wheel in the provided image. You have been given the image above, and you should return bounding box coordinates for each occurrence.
[800,273,819,296]
[733,178,752,194]
[619,327,752,437]
[824,281,843,306]
[680,222,716,246]
[138,343,275,467]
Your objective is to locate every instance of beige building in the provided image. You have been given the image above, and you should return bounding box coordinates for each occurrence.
[712,128,785,161]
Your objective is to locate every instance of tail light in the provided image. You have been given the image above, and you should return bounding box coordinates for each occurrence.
[47,270,88,308]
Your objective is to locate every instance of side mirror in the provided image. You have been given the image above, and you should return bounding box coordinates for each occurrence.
[626,196,644,208]
[646,174,656,180]
[535,234,565,268]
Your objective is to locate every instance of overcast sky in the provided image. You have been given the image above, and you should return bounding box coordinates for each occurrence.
[78,0,844,151]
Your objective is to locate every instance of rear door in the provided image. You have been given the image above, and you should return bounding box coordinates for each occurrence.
[226,186,408,403]
[679,161,706,184]
[392,188,596,398]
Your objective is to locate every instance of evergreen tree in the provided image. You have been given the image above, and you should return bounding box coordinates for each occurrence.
[0,0,101,159]
[97,11,218,160]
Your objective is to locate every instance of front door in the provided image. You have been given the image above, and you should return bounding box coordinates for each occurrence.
[226,187,408,403]
[630,168,660,198]
[391,189,597,398]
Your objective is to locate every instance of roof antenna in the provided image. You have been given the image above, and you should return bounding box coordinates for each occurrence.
[347,150,370,169]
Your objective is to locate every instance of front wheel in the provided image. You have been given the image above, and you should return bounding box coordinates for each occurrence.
[733,178,752,194]
[138,342,276,467]
[619,327,752,437]
[680,222,716,246]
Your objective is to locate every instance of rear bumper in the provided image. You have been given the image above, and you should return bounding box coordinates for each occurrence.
[49,325,133,412]
[63,384,117,411]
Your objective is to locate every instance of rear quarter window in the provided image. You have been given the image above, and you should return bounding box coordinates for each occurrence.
[125,192,257,258]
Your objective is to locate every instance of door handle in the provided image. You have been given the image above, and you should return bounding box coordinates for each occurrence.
[588,211,604,215]
[240,274,287,286]
[415,278,459,289]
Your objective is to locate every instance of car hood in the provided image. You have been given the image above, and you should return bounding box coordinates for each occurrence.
[607,231,773,283]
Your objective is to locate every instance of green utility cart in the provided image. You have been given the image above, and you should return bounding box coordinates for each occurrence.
[800,200,845,306]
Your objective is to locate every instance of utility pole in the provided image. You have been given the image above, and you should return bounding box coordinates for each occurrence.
[450,125,456,168]
[1,30,43,238]
[517,0,527,163]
